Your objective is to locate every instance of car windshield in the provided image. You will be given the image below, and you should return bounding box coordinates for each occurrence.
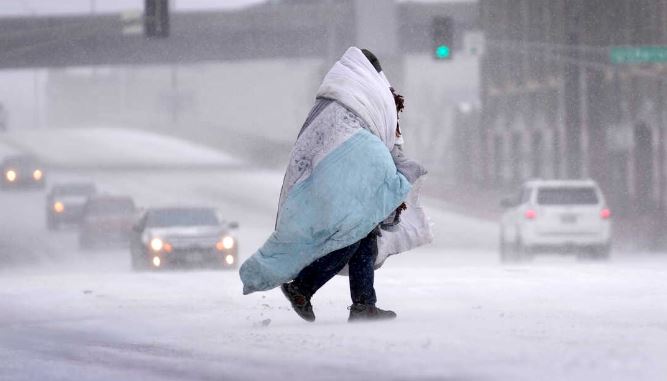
[88,199,135,215]
[4,156,39,167]
[147,209,219,227]
[55,184,96,196]
[537,187,599,205]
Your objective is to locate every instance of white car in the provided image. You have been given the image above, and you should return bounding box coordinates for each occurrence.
[499,179,612,261]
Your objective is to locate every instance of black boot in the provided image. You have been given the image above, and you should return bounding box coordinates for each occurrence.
[281,282,315,322]
[348,303,397,322]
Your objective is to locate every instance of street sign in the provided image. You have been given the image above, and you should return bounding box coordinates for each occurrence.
[121,11,143,35]
[610,46,667,64]
[463,31,485,56]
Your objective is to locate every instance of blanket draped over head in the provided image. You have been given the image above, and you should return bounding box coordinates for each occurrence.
[239,47,420,295]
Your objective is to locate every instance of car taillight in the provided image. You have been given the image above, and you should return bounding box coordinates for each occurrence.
[600,208,611,219]
[524,209,537,220]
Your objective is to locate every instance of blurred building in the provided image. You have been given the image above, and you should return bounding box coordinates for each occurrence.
[473,0,667,217]
[37,0,479,174]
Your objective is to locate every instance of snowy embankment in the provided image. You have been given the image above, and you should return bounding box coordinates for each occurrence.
[0,126,242,169]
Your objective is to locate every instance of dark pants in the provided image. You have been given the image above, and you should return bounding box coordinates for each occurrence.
[292,231,378,305]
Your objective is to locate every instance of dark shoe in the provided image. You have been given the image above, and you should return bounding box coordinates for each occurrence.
[348,303,397,322]
[281,283,315,322]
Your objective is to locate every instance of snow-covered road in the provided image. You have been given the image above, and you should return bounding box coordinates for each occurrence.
[1,131,667,380]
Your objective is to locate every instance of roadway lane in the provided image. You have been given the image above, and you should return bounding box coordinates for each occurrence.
[1,166,667,380]
[0,166,284,269]
[0,185,79,267]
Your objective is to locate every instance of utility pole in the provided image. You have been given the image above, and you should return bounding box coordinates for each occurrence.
[33,71,39,129]
[563,1,583,179]
[22,2,40,129]
[657,77,665,214]
[170,66,179,124]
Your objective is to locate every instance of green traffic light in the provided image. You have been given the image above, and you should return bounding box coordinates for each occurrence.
[435,45,450,59]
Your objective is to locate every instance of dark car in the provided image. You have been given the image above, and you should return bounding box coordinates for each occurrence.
[1,154,45,189]
[130,207,239,270]
[46,182,97,230]
[79,195,137,249]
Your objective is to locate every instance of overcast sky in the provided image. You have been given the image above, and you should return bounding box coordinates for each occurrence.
[0,0,474,16]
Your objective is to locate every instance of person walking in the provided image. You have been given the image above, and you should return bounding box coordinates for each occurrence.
[239,47,429,322]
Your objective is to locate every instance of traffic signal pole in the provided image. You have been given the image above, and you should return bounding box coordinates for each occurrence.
[144,0,169,38]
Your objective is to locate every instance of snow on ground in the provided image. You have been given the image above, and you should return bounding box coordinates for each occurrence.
[0,126,242,169]
[1,130,667,381]
[2,247,667,381]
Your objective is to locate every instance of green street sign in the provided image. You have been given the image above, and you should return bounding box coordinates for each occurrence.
[610,46,667,64]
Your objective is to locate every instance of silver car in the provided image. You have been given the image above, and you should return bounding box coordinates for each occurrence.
[130,207,239,270]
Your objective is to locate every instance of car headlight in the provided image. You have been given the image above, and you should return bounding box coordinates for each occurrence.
[225,254,235,265]
[53,201,64,213]
[152,256,161,267]
[150,238,163,252]
[5,170,16,182]
[33,169,43,181]
[216,236,235,251]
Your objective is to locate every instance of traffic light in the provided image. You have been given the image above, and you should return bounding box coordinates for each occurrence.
[145,0,169,38]
[432,16,454,60]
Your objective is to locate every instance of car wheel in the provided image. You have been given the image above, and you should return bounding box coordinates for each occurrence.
[218,260,235,271]
[131,246,151,271]
[517,240,534,261]
[134,256,150,271]
[501,233,521,263]
[585,244,611,261]
[499,232,510,262]
[504,237,531,263]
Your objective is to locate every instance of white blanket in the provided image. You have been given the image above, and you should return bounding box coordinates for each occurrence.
[317,47,398,150]
[376,178,433,267]
[318,48,433,270]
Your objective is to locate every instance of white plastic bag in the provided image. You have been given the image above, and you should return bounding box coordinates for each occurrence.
[375,177,433,268]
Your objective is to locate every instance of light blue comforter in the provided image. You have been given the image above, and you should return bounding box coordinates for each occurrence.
[240,125,411,294]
